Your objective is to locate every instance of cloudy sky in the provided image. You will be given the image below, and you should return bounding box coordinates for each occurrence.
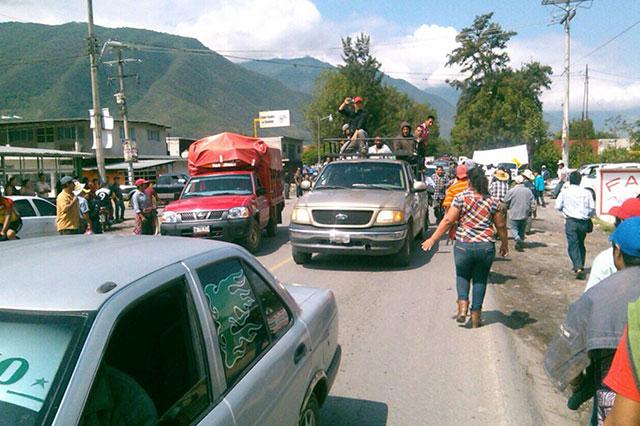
[1,0,639,112]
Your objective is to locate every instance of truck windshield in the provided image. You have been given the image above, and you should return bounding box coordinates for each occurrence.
[0,311,88,426]
[182,175,253,197]
[315,162,405,191]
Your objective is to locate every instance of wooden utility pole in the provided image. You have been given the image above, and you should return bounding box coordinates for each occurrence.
[86,0,106,183]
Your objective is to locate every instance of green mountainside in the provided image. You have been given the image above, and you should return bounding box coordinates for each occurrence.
[0,22,311,139]
[241,56,457,137]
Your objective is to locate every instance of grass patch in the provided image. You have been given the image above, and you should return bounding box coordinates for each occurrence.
[593,218,615,234]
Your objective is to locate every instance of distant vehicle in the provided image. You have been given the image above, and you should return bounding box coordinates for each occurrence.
[0,236,340,425]
[154,173,189,201]
[161,133,285,253]
[580,162,640,200]
[497,162,519,179]
[289,158,429,266]
[7,195,57,238]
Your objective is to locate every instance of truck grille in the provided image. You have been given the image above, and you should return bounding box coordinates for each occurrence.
[179,210,224,222]
[312,210,373,225]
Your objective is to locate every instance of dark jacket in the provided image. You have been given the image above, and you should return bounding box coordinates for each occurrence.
[393,122,413,154]
[544,266,640,390]
[339,107,369,133]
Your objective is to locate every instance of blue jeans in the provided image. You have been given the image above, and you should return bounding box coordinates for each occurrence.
[565,218,589,271]
[508,219,527,242]
[454,241,496,311]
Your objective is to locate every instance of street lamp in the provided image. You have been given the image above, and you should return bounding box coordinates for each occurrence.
[317,114,333,164]
[1,115,23,145]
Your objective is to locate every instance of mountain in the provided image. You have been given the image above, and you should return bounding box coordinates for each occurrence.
[241,56,457,137]
[543,109,640,135]
[0,22,311,140]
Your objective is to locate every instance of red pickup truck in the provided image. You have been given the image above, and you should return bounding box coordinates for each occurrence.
[160,132,284,253]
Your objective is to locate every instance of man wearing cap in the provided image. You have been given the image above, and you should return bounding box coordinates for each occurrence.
[534,170,547,207]
[544,217,640,424]
[520,169,537,233]
[56,176,81,235]
[338,96,369,155]
[556,171,595,279]
[432,166,450,223]
[504,175,536,251]
[586,198,640,292]
[131,179,150,235]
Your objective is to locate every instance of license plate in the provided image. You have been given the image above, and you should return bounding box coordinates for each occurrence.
[329,230,350,244]
[193,225,210,235]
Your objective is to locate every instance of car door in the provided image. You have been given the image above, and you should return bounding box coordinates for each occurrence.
[11,199,40,238]
[192,257,312,426]
[31,198,57,236]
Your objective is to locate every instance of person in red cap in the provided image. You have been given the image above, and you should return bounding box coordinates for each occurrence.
[338,96,369,155]
[585,197,640,291]
[131,178,151,235]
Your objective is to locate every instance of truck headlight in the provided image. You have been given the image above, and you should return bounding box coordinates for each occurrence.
[375,209,404,225]
[161,211,180,223]
[228,206,250,219]
[291,207,311,224]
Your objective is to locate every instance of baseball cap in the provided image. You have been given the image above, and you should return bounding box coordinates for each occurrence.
[60,176,74,185]
[353,96,363,103]
[342,123,350,131]
[610,216,640,257]
[609,198,640,220]
[456,165,467,179]
[134,178,149,186]
[557,160,564,165]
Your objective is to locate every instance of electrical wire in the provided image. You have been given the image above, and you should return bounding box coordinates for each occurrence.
[574,17,640,63]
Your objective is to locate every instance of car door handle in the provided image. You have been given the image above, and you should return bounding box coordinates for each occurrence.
[294,343,307,364]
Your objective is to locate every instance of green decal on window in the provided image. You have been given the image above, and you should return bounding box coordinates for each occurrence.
[203,269,263,369]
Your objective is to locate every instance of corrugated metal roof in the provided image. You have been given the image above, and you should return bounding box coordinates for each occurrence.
[0,145,94,158]
[83,159,178,171]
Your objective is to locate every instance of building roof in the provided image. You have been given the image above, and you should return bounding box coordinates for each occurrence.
[0,145,94,158]
[0,117,170,129]
[83,159,179,171]
[0,235,235,312]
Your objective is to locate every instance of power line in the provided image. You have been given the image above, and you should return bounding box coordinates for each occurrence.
[0,53,88,68]
[574,17,640,63]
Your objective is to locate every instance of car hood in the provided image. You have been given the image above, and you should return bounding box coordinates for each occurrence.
[164,195,252,211]
[297,188,407,209]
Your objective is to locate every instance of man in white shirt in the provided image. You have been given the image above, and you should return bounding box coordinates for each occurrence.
[368,136,393,157]
[555,171,595,279]
[585,197,640,291]
[553,160,568,198]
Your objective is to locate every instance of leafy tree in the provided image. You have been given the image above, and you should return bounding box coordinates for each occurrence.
[532,141,561,174]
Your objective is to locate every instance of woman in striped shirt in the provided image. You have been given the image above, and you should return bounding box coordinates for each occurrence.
[422,166,509,327]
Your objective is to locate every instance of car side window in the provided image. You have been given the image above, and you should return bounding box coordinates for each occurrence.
[242,262,291,339]
[32,199,56,216]
[12,199,36,217]
[196,260,270,387]
[79,278,211,426]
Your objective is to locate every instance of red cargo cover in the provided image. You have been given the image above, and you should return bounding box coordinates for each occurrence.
[188,132,282,176]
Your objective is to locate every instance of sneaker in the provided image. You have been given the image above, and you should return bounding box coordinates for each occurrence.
[575,268,585,280]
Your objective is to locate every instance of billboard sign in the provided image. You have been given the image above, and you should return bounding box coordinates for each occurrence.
[598,168,640,216]
[259,110,290,128]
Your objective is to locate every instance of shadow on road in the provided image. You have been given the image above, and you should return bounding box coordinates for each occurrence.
[254,224,290,256]
[320,396,388,425]
[479,310,537,330]
[488,271,518,285]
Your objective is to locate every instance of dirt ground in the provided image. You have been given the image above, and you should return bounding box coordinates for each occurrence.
[489,195,612,423]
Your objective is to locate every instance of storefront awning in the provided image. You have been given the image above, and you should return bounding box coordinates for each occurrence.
[0,145,94,158]
[83,159,178,171]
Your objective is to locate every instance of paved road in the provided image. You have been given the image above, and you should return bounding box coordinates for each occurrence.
[255,200,538,426]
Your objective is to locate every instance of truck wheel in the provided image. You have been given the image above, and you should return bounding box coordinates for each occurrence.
[266,211,277,237]
[393,223,413,267]
[299,393,319,426]
[243,220,262,253]
[292,248,312,265]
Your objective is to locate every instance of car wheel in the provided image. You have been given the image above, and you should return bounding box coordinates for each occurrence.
[243,220,262,253]
[299,393,320,426]
[393,222,413,267]
[292,248,312,265]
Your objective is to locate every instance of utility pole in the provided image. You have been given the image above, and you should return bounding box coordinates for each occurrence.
[86,0,106,183]
[542,0,591,168]
[581,64,589,121]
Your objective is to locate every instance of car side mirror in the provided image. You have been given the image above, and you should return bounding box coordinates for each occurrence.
[256,187,267,196]
[301,180,311,190]
[178,178,186,184]
[412,181,427,192]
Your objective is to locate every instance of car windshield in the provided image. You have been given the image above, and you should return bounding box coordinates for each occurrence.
[182,174,253,197]
[315,162,405,191]
[0,311,88,426]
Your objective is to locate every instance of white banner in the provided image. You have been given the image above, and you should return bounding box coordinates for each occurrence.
[472,144,529,167]
[598,168,640,216]
[259,110,290,128]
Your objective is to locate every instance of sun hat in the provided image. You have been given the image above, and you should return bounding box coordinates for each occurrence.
[521,169,535,181]
[609,198,640,220]
[495,170,510,182]
[514,175,525,184]
[557,160,564,165]
[72,182,85,196]
[610,216,640,257]
[456,165,468,179]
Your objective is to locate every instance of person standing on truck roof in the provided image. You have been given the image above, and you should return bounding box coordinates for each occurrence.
[338,96,369,156]
[393,122,413,154]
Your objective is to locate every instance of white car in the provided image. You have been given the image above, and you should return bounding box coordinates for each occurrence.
[580,163,640,200]
[8,196,57,238]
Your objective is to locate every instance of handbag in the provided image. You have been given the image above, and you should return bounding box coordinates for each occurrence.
[585,219,594,233]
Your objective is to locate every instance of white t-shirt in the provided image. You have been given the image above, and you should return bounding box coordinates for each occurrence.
[368,144,392,155]
[585,247,617,292]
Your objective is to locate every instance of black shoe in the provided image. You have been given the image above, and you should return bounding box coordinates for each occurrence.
[515,241,524,251]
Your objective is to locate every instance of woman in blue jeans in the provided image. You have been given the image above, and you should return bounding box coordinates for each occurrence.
[422,166,509,327]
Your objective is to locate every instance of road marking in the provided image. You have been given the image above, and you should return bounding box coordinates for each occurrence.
[269,256,292,273]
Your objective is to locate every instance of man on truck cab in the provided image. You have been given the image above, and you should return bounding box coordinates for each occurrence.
[338,96,369,155]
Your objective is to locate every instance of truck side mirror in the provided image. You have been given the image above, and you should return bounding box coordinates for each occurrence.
[300,180,311,190]
[256,187,267,196]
